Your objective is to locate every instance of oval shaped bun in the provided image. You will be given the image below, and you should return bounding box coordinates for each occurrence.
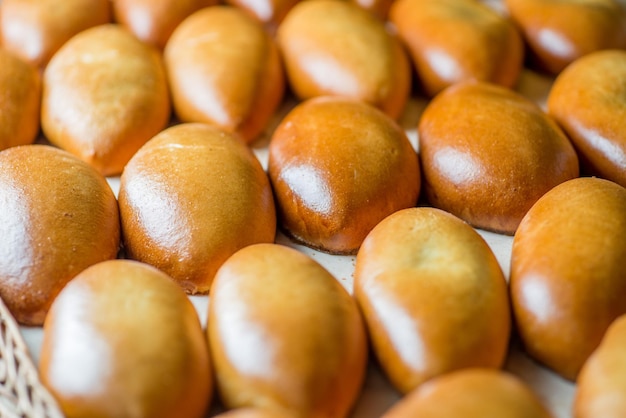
[355,207,510,394]
[41,24,171,176]
[209,243,367,417]
[268,97,420,254]
[0,145,120,325]
[40,259,212,418]
[0,0,111,68]
[165,6,284,143]
[119,123,276,294]
[511,177,626,380]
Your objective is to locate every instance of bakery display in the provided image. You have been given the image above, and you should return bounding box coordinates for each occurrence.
[382,369,553,417]
[119,123,276,294]
[389,0,524,97]
[276,0,410,119]
[0,0,111,68]
[208,243,367,417]
[0,145,120,326]
[575,314,626,418]
[41,24,171,176]
[164,6,284,143]
[354,207,510,394]
[510,177,626,381]
[0,0,623,416]
[547,49,626,188]
[40,259,212,418]
[268,97,420,254]
[418,80,579,235]
[112,0,217,50]
[0,49,40,151]
[504,0,626,74]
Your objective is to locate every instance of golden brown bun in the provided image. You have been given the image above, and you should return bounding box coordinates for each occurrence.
[575,315,626,418]
[224,0,299,32]
[510,177,626,380]
[389,0,524,97]
[40,259,212,418]
[208,243,367,418]
[119,123,276,294]
[41,24,171,176]
[0,145,120,325]
[547,50,626,188]
[268,97,420,254]
[277,0,410,119]
[382,369,553,418]
[418,81,579,235]
[0,49,40,150]
[164,6,284,143]
[354,207,510,394]
[112,0,217,50]
[504,0,626,74]
[0,0,111,68]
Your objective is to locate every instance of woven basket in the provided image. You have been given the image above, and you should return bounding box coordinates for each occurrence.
[0,297,64,418]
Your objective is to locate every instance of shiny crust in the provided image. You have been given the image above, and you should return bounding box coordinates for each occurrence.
[418,81,579,235]
[382,369,553,418]
[164,6,285,143]
[41,24,171,176]
[208,243,367,417]
[112,0,217,50]
[119,123,276,294]
[268,97,420,254]
[40,259,212,418]
[510,177,626,380]
[0,0,111,68]
[389,0,524,97]
[354,207,510,394]
[0,145,120,326]
[547,49,626,188]
[277,0,411,119]
[504,0,626,74]
[0,49,41,150]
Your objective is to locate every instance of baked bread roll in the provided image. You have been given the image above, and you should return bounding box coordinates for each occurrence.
[0,49,41,151]
[0,0,111,68]
[112,0,217,49]
[41,24,171,176]
[418,81,579,234]
[389,0,524,97]
[383,369,553,418]
[575,314,626,418]
[40,259,212,418]
[277,0,411,119]
[164,6,284,143]
[504,0,626,74]
[0,145,120,325]
[355,207,510,394]
[119,123,276,294]
[208,243,367,418]
[268,96,420,254]
[510,177,626,380]
[547,49,626,188]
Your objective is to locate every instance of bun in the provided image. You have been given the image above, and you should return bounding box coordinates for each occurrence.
[0,145,120,325]
[41,24,171,176]
[268,97,420,254]
[119,123,276,294]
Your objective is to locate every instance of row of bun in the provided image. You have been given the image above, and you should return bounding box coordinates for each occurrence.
[0,0,626,417]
